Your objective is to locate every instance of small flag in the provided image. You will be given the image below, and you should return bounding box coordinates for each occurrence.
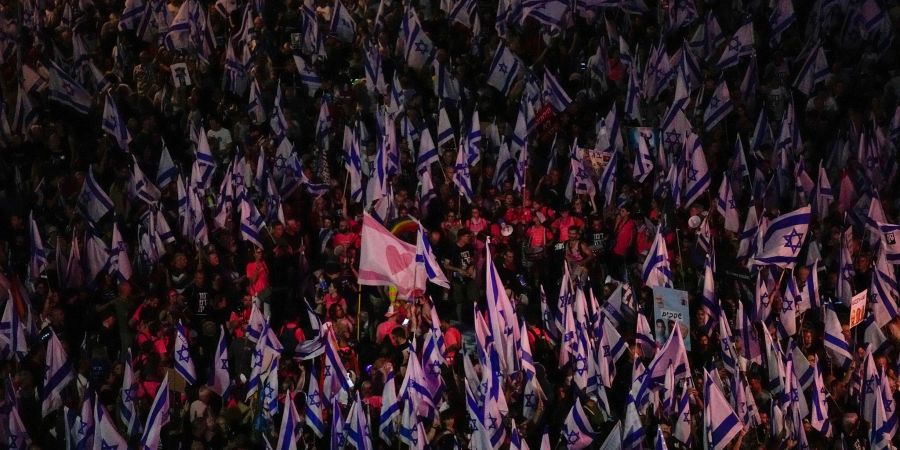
[140,373,170,450]
[642,229,673,288]
[703,79,733,131]
[42,329,74,416]
[102,93,132,150]
[174,320,196,385]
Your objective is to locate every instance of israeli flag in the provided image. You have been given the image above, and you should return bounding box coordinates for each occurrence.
[42,328,74,416]
[402,6,435,69]
[140,373,171,450]
[561,396,596,450]
[768,0,796,45]
[642,229,673,288]
[543,70,572,113]
[329,0,356,42]
[716,21,754,70]
[102,93,132,150]
[452,141,474,201]
[487,41,522,95]
[174,321,196,385]
[48,60,92,114]
[751,206,811,268]
[28,212,47,280]
[78,167,115,223]
[703,79,733,131]
[703,368,742,450]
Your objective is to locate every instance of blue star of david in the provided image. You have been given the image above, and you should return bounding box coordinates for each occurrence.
[307,391,321,408]
[107,119,117,131]
[324,364,332,376]
[782,298,793,312]
[865,378,876,394]
[504,326,514,337]
[867,155,878,169]
[710,96,719,108]
[721,337,730,349]
[841,264,853,283]
[564,331,575,344]
[664,130,681,147]
[263,383,274,399]
[8,434,17,447]
[409,429,417,446]
[688,167,699,182]
[220,358,229,370]
[781,228,804,252]
[789,388,799,402]
[498,62,508,74]
[63,82,75,96]
[760,292,770,308]
[574,354,588,376]
[341,18,350,29]
[524,392,536,408]
[683,411,691,422]
[233,174,244,187]
[177,347,191,362]
[728,198,737,209]
[487,414,498,430]
[728,37,741,52]
[429,360,442,375]
[885,398,893,411]
[78,420,89,435]
[336,433,346,447]
[468,417,478,430]
[602,344,611,357]
[274,156,287,169]
[101,441,119,450]
[252,349,263,367]
[565,429,580,445]
[414,41,430,54]
[80,190,92,206]
[123,386,135,403]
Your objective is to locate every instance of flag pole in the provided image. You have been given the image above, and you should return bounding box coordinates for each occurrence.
[356,285,362,341]
[674,227,686,289]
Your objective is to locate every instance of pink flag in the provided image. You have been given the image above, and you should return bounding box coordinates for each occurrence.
[359,212,418,295]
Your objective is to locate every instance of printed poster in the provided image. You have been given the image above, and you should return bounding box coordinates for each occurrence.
[652,286,691,350]
[850,289,868,329]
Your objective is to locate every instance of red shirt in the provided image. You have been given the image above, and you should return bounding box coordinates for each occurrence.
[332,231,360,249]
[613,218,636,257]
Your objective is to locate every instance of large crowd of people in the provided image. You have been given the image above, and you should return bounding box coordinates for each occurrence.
[0,0,900,448]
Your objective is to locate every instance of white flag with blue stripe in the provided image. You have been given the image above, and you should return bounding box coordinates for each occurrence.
[870,245,899,326]
[632,127,655,183]
[1,293,28,361]
[437,103,454,147]
[174,320,196,385]
[109,222,133,281]
[716,177,739,232]
[209,326,231,396]
[240,197,266,249]
[329,0,356,42]
[48,60,92,114]
[28,212,47,280]
[102,93,132,151]
[293,55,323,94]
[716,21,754,70]
[379,368,399,442]
[156,140,177,189]
[704,368,741,450]
[347,392,372,450]
[305,365,326,437]
[140,373,170,450]
[417,127,439,175]
[543,70,572,113]
[642,229,673,288]
[823,305,852,369]
[120,350,140,436]
[453,141,474,201]
[78,167,114,223]
[415,223,450,289]
[42,328,74,416]
[751,205,810,268]
[487,41,522,95]
[402,6,435,69]
[561,397,596,450]
[9,400,30,448]
[810,363,831,437]
[768,0,795,45]
[793,44,828,96]
[276,391,301,450]
[93,395,128,450]
[683,132,710,207]
[703,79,733,131]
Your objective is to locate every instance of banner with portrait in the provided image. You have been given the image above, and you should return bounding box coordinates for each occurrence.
[652,287,692,350]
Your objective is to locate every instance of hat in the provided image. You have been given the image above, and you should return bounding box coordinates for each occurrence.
[501,224,514,237]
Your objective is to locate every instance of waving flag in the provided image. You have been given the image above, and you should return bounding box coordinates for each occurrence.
[624,65,643,121]
[623,396,644,450]
[635,312,656,358]
[823,305,852,369]
[561,397,596,450]
[487,41,522,95]
[543,70,572,112]
[42,329,74,416]
[239,197,266,249]
[140,373,170,450]
[93,397,127,450]
[646,324,691,386]
[716,22,754,70]
[209,326,230,396]
[1,292,27,361]
[683,132,710,206]
[417,128,439,176]
[870,245,899,326]
[769,0,796,45]
[120,350,140,437]
[633,127,655,182]
[379,369,400,442]
[330,399,347,450]
[452,141,475,201]
[78,167,114,223]
[835,227,855,303]
[751,206,810,268]
[704,368,742,450]
[329,0,356,42]
[275,391,300,450]
[794,44,828,95]
[402,6,435,69]
[674,383,692,445]
[415,224,450,290]
[643,229,673,288]
[305,366,326,437]
[48,61,92,114]
[174,321,196,385]
[347,393,372,450]
[703,79,733,131]
[437,103,454,147]
[105,222,132,282]
[102,93,132,150]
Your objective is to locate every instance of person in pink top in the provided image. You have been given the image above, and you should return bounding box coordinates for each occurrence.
[551,206,584,242]
[246,247,270,297]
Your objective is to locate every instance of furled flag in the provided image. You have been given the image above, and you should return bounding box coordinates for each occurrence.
[402,6,435,69]
[632,127,655,183]
[703,79,733,131]
[704,368,742,450]
[42,328,74,416]
[109,222,132,281]
[276,391,301,450]
[209,326,230,396]
[751,206,811,268]
[347,392,372,450]
[28,212,47,280]
[78,167,114,223]
[102,93,132,150]
[561,397,596,450]
[140,373,170,450]
[487,41,522,95]
[329,0,356,42]
[683,132,710,206]
[453,141,475,201]
[174,320,196,385]
[305,365,326,437]
[543,70,572,113]
[93,396,128,450]
[417,128,439,175]
[1,292,28,361]
[643,229,673,288]
[823,305,852,369]
[870,244,899,326]
[239,197,266,249]
[716,177,740,232]
[716,21,754,70]
[768,0,796,45]
[48,60,92,114]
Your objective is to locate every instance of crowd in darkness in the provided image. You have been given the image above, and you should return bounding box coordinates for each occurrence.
[1,0,900,448]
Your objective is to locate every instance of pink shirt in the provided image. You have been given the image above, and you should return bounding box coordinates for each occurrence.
[246,261,269,295]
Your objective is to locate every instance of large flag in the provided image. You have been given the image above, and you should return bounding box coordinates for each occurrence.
[642,229,673,288]
[78,167,115,223]
[174,321,196,385]
[704,368,742,450]
[751,206,811,268]
[487,41,522,95]
[140,373,170,450]
[102,93,132,150]
[42,329,74,416]
[359,212,418,293]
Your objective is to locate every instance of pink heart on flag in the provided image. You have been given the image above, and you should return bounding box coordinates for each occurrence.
[385,245,414,275]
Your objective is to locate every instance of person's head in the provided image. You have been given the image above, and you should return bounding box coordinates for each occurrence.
[338,219,349,232]
[456,229,472,245]
[254,247,264,261]
[655,319,666,337]
[207,249,220,266]
[567,226,580,241]
[272,222,285,237]
[471,207,481,219]
[391,326,408,345]
[802,329,813,346]
[193,271,205,287]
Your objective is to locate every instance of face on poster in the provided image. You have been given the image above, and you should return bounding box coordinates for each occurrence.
[652,286,691,351]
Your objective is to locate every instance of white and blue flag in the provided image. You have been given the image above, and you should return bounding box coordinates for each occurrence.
[78,167,114,223]
[703,368,742,450]
[716,22,754,70]
[42,329,74,416]
[703,79,733,131]
[751,206,811,268]
[140,373,170,450]
[487,41,522,95]
[642,229,673,288]
[174,320,196,385]
[48,60,92,114]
